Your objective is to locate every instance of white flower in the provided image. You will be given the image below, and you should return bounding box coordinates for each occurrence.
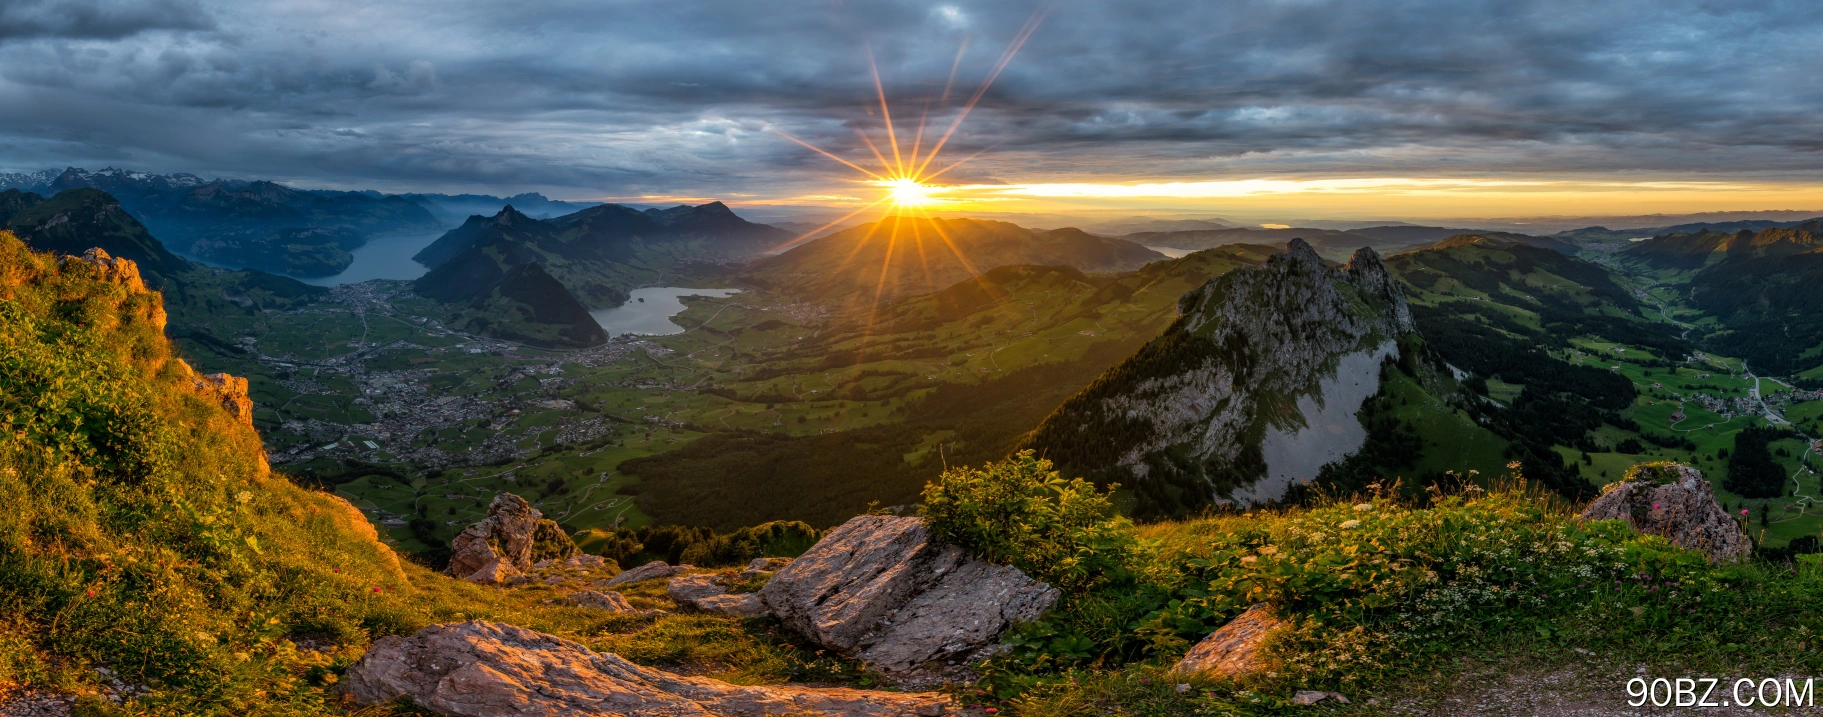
[1341,519,1362,529]
[1354,503,1375,512]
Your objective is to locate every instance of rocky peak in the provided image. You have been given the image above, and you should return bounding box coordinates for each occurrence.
[1024,239,1416,516]
[492,204,531,227]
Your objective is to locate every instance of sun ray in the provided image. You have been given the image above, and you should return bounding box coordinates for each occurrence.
[853,128,896,177]
[867,48,906,176]
[771,128,888,181]
[919,141,1004,184]
[766,196,890,255]
[914,8,1049,178]
[940,38,971,105]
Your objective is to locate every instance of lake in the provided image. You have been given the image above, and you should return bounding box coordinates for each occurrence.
[300,231,445,286]
[1147,246,1195,258]
[590,287,742,337]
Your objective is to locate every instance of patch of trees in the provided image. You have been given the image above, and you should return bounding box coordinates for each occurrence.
[1725,425,1796,498]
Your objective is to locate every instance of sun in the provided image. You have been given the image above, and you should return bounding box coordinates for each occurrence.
[882,177,938,208]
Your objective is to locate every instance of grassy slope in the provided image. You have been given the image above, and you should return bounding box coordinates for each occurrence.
[0,233,869,714]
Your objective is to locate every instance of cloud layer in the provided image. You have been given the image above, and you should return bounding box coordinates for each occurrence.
[2,0,1821,204]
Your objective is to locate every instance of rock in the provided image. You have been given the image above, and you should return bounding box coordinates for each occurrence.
[739,557,792,581]
[70,247,148,293]
[463,558,522,586]
[1580,462,1751,563]
[605,560,692,587]
[570,589,639,612]
[191,372,255,428]
[338,620,949,716]
[759,515,1058,677]
[1290,691,1349,706]
[668,575,770,618]
[668,574,729,604]
[444,493,545,580]
[696,592,768,618]
[1171,604,1283,678]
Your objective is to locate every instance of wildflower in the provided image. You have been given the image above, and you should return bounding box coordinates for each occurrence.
[1742,509,1749,515]
[1653,503,1660,509]
[985,710,998,715]
[1354,503,1374,512]
[372,587,381,593]
[86,591,95,597]
[1341,520,1362,529]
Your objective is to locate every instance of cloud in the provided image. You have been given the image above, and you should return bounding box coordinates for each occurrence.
[0,0,1819,205]
[0,0,213,42]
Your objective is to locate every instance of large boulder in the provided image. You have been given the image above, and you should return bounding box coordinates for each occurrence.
[338,620,949,716]
[758,515,1058,677]
[1170,604,1283,678]
[1581,462,1751,563]
[445,493,577,582]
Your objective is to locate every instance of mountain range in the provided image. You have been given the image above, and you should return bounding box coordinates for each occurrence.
[407,201,792,347]
[1114,225,1576,261]
[0,167,442,276]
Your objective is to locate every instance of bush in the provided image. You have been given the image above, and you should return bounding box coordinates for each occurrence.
[920,450,1137,593]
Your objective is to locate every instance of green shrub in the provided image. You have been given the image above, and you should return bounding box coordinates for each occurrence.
[920,450,1137,593]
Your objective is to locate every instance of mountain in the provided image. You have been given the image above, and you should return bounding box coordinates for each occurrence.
[1632,221,1823,374]
[0,167,443,276]
[743,216,1164,307]
[408,201,789,348]
[415,201,791,306]
[1021,239,1420,517]
[0,188,189,286]
[401,191,600,224]
[1621,221,1823,271]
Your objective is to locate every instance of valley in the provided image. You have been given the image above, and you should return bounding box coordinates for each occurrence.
[153,210,1823,558]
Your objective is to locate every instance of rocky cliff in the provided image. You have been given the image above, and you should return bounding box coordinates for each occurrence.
[1022,238,1414,517]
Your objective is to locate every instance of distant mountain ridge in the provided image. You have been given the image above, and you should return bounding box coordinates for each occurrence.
[1118,225,1573,261]
[0,167,442,277]
[400,192,600,224]
[746,216,1164,307]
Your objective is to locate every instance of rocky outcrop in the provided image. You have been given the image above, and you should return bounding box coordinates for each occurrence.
[1022,238,1416,513]
[604,560,692,587]
[668,574,768,618]
[338,620,949,716]
[192,372,255,428]
[759,515,1058,677]
[445,493,576,583]
[1170,604,1283,678]
[1580,462,1751,563]
[69,247,148,294]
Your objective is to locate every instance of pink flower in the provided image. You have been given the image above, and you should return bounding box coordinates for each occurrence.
[372,587,381,593]
[985,710,998,715]
[86,591,95,597]
[1653,503,1661,509]
[1742,509,1750,515]
[334,568,341,573]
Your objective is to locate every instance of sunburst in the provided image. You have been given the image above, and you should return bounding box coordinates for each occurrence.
[769,8,1047,252]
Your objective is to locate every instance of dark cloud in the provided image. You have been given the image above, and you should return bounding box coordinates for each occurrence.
[0,0,213,42]
[0,0,1820,199]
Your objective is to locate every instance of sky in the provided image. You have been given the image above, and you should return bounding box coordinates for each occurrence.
[4,0,1823,223]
